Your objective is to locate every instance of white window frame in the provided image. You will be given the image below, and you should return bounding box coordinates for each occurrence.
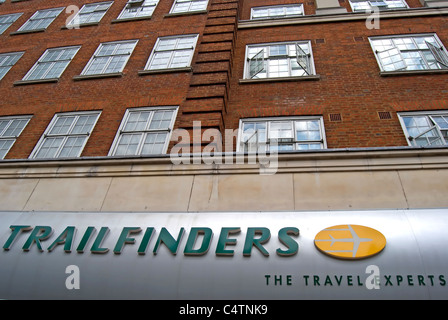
[0,115,32,159]
[30,111,101,159]
[349,0,408,12]
[18,7,64,32]
[81,40,138,75]
[169,0,209,14]
[108,106,178,156]
[244,41,316,79]
[0,51,24,80]
[22,46,80,81]
[369,33,448,72]
[117,0,159,19]
[66,1,113,27]
[144,34,199,70]
[398,110,448,147]
[250,4,304,20]
[0,13,23,34]
[237,116,327,152]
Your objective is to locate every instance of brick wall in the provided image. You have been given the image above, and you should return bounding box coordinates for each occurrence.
[0,0,447,158]
[227,16,448,149]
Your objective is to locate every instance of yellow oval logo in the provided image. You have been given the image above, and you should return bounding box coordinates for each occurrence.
[314,225,386,260]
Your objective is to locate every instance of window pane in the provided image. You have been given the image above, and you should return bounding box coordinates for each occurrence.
[141,132,167,154]
[270,122,293,139]
[170,50,191,68]
[3,119,28,137]
[116,133,142,155]
[50,116,76,135]
[35,137,64,158]
[104,55,127,73]
[149,111,174,130]
[150,52,171,69]
[59,136,85,157]
[124,111,151,131]
[85,57,108,75]
[72,115,97,134]
[432,116,448,130]
[0,139,14,159]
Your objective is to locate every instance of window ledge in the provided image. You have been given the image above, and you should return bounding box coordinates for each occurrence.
[164,10,208,18]
[380,69,448,76]
[138,67,193,75]
[111,16,152,23]
[13,78,59,86]
[73,72,123,81]
[239,74,320,84]
[10,28,46,35]
[61,22,100,30]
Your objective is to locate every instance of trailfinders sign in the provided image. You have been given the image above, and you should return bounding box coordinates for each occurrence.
[1,209,448,299]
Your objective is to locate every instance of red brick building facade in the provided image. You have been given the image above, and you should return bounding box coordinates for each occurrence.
[1,0,447,159]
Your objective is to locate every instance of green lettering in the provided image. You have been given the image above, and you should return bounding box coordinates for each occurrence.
[347,275,353,286]
[153,227,185,255]
[243,227,270,257]
[137,227,154,255]
[325,276,333,286]
[3,225,32,250]
[440,275,446,286]
[90,227,110,254]
[215,227,240,256]
[47,226,76,252]
[76,226,95,253]
[22,226,53,252]
[276,227,299,256]
[113,227,142,254]
[184,227,213,256]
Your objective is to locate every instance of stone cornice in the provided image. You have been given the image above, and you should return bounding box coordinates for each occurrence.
[0,147,447,178]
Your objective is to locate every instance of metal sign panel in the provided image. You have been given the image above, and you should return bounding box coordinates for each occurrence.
[1,209,448,299]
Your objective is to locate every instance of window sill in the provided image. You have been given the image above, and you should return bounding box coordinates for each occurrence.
[111,16,152,23]
[239,74,320,84]
[73,72,123,81]
[164,10,208,18]
[10,28,46,35]
[380,69,448,76]
[13,78,59,86]
[61,22,100,30]
[138,67,193,75]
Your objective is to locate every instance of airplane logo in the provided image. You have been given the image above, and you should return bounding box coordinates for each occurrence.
[314,225,386,260]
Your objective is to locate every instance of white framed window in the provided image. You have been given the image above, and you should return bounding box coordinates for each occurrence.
[349,0,407,12]
[0,51,24,80]
[169,0,209,14]
[251,4,304,20]
[22,46,80,81]
[18,7,64,32]
[144,34,198,70]
[369,34,448,72]
[238,116,327,152]
[66,1,113,27]
[81,40,138,75]
[109,106,178,156]
[399,111,448,147]
[30,111,101,159]
[117,0,159,19]
[244,41,315,79]
[0,13,22,34]
[0,115,31,159]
